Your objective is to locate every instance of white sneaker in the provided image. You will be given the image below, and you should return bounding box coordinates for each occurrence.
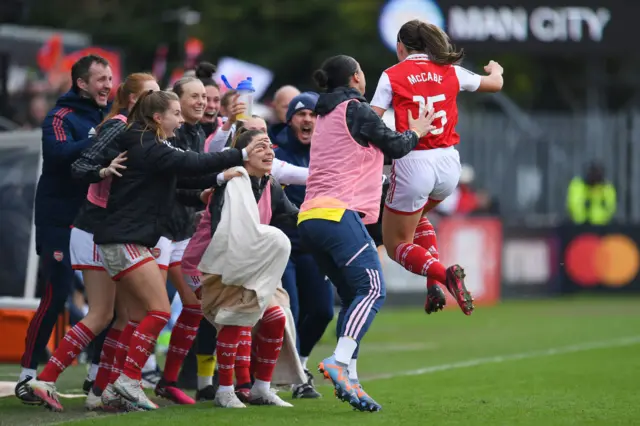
[101,384,143,412]
[214,390,246,408]
[85,388,103,411]
[27,378,63,412]
[249,388,293,407]
[113,375,158,411]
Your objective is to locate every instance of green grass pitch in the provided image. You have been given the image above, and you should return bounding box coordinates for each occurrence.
[0,296,638,426]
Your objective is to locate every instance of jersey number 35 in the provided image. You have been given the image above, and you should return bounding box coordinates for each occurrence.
[413,94,447,136]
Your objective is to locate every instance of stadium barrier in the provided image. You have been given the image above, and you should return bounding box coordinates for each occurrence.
[4,130,640,303]
[0,130,40,300]
[501,224,559,298]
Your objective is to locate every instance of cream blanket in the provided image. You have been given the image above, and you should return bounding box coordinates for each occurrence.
[198,167,290,325]
[198,167,305,385]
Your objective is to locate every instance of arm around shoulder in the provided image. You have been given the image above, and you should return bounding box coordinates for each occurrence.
[351,102,419,159]
[149,141,244,175]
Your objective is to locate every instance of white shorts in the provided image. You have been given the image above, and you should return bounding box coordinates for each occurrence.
[386,147,461,214]
[182,273,203,292]
[98,243,155,281]
[169,239,191,268]
[153,237,172,270]
[70,227,104,271]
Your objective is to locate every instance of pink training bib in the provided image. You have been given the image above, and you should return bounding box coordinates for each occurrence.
[86,114,128,208]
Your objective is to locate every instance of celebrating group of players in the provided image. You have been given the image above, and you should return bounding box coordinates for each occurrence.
[14,19,503,414]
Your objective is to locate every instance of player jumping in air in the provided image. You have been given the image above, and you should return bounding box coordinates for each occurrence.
[370,19,504,315]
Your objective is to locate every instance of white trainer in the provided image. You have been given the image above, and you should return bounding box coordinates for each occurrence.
[249,388,294,407]
[214,390,247,408]
[85,388,103,411]
[113,375,158,410]
[102,384,143,412]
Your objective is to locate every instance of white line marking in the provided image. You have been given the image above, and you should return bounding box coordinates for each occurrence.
[57,392,86,399]
[2,336,638,400]
[364,335,640,382]
[316,342,437,353]
[0,382,86,399]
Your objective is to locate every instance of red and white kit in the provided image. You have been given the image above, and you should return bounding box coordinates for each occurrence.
[71,227,171,274]
[371,54,481,214]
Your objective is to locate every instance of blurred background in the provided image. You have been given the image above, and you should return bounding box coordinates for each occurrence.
[2,0,640,331]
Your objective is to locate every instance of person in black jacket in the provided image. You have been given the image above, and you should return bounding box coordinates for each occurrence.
[149,76,209,396]
[90,90,267,411]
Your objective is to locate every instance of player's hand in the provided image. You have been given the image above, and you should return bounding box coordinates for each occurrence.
[227,94,246,124]
[424,285,446,315]
[99,151,127,178]
[245,134,271,155]
[200,188,214,204]
[408,107,436,138]
[484,60,503,75]
[223,169,242,181]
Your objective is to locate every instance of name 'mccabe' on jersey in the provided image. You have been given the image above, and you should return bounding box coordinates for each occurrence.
[371,54,481,150]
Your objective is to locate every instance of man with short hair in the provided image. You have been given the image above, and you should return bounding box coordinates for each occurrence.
[268,85,300,141]
[16,55,113,403]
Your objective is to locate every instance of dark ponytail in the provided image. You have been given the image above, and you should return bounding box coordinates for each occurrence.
[312,55,359,92]
[397,19,464,65]
[195,61,219,89]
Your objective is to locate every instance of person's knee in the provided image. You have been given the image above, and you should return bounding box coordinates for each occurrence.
[313,301,334,326]
[288,298,300,324]
[262,306,287,332]
[155,305,171,315]
[86,308,114,330]
[113,314,128,330]
[51,288,70,311]
[356,270,386,312]
[374,291,386,312]
[383,240,399,259]
[98,310,114,329]
[146,290,172,314]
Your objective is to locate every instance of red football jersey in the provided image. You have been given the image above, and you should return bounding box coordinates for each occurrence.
[371,54,481,151]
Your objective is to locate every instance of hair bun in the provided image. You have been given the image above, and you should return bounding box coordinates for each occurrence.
[195,61,217,78]
[312,69,329,89]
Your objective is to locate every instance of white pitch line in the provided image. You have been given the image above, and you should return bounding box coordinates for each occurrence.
[364,335,640,382]
[2,336,638,400]
[317,342,437,353]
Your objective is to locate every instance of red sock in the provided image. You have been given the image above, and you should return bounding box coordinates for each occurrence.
[123,312,170,381]
[250,337,258,378]
[163,304,202,383]
[414,217,441,288]
[235,328,252,386]
[216,325,243,387]
[93,327,121,393]
[254,306,286,383]
[38,322,95,383]
[109,321,138,384]
[394,242,447,283]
